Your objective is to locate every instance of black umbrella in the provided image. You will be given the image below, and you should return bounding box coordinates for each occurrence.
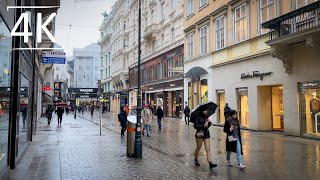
[190,101,217,123]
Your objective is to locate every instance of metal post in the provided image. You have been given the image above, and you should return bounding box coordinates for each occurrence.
[30,0,37,141]
[134,0,142,158]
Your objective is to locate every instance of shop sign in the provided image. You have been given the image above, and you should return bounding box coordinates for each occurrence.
[68,88,98,94]
[42,86,51,91]
[301,82,319,88]
[168,67,183,73]
[216,90,225,94]
[119,91,127,96]
[240,71,272,80]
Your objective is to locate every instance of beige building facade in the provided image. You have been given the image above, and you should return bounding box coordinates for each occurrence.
[184,0,320,139]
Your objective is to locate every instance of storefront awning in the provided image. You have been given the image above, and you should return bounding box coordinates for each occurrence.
[185,67,208,80]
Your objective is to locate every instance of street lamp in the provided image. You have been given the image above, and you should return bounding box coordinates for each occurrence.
[134,0,142,158]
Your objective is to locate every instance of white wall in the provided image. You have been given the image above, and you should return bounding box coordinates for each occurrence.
[283,45,320,136]
[211,54,286,130]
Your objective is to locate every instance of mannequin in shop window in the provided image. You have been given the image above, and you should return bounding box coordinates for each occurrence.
[310,92,320,133]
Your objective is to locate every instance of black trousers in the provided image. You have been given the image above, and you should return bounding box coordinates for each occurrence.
[185,115,190,125]
[121,125,127,136]
[58,115,63,124]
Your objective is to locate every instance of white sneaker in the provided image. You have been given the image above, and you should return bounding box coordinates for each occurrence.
[239,164,246,170]
[227,161,233,166]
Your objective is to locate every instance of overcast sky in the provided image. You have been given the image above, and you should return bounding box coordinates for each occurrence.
[55,0,117,57]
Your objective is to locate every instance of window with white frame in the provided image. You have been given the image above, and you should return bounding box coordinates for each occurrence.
[215,15,225,50]
[200,0,208,8]
[187,32,194,60]
[296,0,317,8]
[199,25,208,55]
[235,3,247,43]
[187,0,194,16]
[260,0,276,34]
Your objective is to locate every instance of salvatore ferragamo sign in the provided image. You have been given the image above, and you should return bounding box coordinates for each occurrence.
[240,71,272,81]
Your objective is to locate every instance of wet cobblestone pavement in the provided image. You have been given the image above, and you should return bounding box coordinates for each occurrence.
[8,111,320,180]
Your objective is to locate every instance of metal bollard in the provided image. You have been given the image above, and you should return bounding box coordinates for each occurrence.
[127,121,136,157]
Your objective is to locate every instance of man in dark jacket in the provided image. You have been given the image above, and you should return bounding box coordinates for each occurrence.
[119,106,127,137]
[156,106,164,130]
[184,102,191,126]
[57,106,64,125]
[224,103,232,120]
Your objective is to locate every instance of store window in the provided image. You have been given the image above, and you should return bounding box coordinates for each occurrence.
[216,90,226,124]
[237,88,249,127]
[300,81,320,136]
[18,75,30,155]
[201,79,208,103]
[188,82,193,109]
[0,16,12,172]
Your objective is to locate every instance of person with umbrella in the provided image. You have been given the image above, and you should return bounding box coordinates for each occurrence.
[191,101,218,169]
[223,110,245,170]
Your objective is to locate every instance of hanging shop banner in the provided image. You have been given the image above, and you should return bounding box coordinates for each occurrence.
[42,51,66,64]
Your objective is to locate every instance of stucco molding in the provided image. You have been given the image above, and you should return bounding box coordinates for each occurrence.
[305,37,320,51]
[271,46,292,74]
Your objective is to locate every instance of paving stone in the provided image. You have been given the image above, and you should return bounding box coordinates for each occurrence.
[7,111,320,180]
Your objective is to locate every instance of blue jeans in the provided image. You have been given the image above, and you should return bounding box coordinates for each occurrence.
[143,124,150,135]
[157,118,162,129]
[226,140,244,165]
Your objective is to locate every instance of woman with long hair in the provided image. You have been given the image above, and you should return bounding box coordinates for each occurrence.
[194,107,217,169]
[223,110,245,170]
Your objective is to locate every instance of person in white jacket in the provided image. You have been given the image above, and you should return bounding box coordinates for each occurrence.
[142,104,153,137]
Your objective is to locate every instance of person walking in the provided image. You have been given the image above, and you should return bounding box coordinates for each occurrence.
[194,106,217,169]
[142,104,152,137]
[57,106,64,125]
[184,102,191,126]
[156,106,164,130]
[65,106,70,116]
[46,105,53,125]
[224,103,232,120]
[90,106,94,117]
[223,110,245,170]
[119,106,127,137]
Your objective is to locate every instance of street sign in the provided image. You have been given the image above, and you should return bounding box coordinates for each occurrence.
[42,51,66,64]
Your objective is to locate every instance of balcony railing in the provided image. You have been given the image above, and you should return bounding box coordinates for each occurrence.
[262,1,320,41]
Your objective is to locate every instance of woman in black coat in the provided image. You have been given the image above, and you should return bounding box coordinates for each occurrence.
[194,107,217,169]
[223,110,245,170]
[119,106,127,137]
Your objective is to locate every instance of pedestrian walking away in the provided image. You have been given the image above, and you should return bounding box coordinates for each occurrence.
[57,106,64,125]
[223,110,246,170]
[224,103,232,120]
[46,105,53,125]
[118,106,128,137]
[90,106,94,117]
[65,106,70,116]
[184,102,191,126]
[194,106,217,169]
[142,104,153,137]
[156,106,164,130]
